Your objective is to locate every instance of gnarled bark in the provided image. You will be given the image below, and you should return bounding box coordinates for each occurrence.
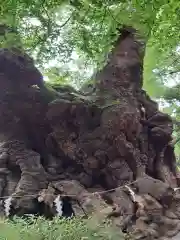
[0,28,179,239]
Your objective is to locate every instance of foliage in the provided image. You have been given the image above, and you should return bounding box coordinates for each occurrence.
[0,216,124,240]
[162,85,180,161]
[0,0,180,92]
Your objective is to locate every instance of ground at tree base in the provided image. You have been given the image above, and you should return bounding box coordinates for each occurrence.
[0,27,180,239]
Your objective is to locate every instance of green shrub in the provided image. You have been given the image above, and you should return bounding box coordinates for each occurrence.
[0,216,125,240]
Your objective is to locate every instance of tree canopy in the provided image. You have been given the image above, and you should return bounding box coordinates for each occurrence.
[0,0,180,89]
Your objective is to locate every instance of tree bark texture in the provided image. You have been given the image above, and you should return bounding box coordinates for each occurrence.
[0,28,179,239]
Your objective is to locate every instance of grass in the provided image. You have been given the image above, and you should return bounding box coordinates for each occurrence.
[0,216,125,240]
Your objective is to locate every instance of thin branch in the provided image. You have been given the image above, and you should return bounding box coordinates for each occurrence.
[169,69,180,75]
[58,13,73,29]
[156,56,180,77]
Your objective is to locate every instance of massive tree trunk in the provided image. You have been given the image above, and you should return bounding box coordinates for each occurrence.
[0,27,180,239]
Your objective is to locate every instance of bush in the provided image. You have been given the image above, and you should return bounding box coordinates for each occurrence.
[0,216,125,240]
